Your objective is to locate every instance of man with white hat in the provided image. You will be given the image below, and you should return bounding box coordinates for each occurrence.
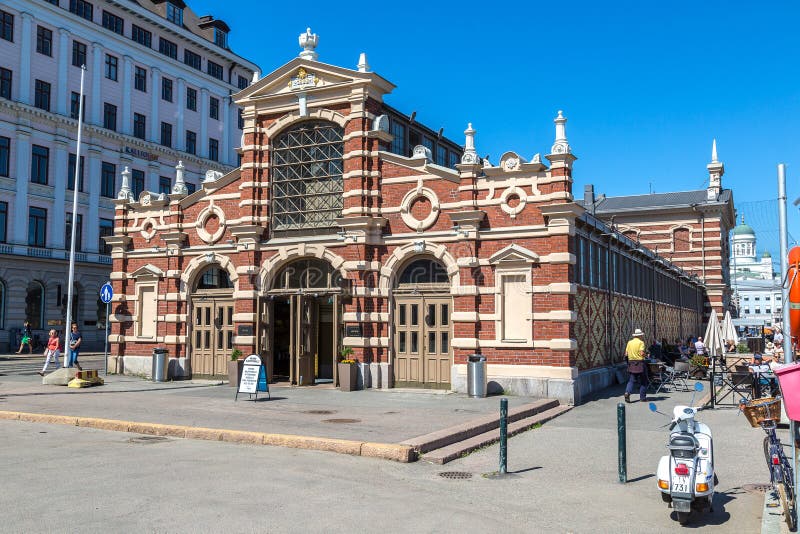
[624,328,648,403]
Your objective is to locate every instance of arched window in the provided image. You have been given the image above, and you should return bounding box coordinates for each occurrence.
[673,228,690,252]
[25,280,45,329]
[273,258,343,290]
[195,266,233,291]
[271,121,344,233]
[398,258,449,285]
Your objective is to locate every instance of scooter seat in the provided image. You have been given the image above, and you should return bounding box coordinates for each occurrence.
[669,433,699,458]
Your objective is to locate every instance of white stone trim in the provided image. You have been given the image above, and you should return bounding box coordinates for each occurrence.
[451,363,578,380]
[342,336,389,348]
[264,108,348,138]
[399,185,440,231]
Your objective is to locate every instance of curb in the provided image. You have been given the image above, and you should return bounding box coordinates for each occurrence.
[0,410,416,463]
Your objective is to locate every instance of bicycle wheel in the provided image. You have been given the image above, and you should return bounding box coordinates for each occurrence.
[777,482,797,531]
[764,435,772,473]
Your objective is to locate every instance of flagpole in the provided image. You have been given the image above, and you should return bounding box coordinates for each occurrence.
[64,65,85,367]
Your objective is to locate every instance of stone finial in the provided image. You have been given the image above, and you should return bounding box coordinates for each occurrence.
[117,166,133,201]
[707,137,724,199]
[357,52,370,73]
[412,145,432,163]
[461,123,480,165]
[251,70,260,84]
[204,169,223,183]
[550,110,570,155]
[372,114,389,133]
[298,28,318,60]
[172,160,188,195]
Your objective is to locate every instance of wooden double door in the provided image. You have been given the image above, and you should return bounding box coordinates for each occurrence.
[192,297,235,376]
[394,295,452,388]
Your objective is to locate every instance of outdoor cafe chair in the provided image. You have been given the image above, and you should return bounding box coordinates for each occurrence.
[648,362,665,393]
[655,362,690,394]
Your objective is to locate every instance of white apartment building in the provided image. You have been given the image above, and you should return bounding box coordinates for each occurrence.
[0,0,259,350]
[730,216,782,329]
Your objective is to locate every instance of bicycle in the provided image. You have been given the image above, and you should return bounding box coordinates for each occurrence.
[741,397,797,531]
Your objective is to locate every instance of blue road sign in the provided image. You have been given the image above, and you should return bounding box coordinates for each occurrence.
[100,282,113,304]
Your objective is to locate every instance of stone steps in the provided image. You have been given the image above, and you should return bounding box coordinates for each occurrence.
[420,404,572,464]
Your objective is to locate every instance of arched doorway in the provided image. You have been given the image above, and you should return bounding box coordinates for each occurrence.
[190,265,234,376]
[393,257,452,388]
[261,258,344,385]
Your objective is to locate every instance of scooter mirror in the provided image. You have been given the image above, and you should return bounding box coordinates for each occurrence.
[694,382,704,392]
[648,402,658,412]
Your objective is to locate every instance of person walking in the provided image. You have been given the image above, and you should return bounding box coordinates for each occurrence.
[38,329,61,376]
[15,321,33,354]
[66,322,82,371]
[624,328,648,403]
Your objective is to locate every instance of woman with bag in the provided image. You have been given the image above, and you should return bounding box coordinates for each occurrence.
[624,328,649,403]
[37,329,61,376]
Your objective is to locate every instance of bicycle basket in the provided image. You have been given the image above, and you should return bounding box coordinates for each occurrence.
[741,397,782,427]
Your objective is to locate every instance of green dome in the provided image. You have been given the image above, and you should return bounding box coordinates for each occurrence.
[733,215,755,237]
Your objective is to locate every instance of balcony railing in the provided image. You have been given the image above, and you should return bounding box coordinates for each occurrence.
[27,246,53,258]
[0,244,111,265]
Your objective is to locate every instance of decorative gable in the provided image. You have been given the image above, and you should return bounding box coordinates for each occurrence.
[489,244,540,265]
[130,264,165,280]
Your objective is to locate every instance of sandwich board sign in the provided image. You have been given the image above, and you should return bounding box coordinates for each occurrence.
[235,354,270,401]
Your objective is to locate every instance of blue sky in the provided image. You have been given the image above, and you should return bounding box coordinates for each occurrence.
[192,0,799,257]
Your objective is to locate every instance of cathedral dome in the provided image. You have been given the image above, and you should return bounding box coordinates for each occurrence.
[733,216,755,237]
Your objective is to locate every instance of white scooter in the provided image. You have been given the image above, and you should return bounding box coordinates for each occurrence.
[649,382,716,525]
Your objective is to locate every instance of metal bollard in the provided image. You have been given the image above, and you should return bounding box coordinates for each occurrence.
[618,402,627,483]
[499,398,508,474]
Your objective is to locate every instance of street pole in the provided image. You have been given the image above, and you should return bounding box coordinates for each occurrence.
[617,402,627,483]
[64,65,85,367]
[499,398,508,474]
[104,299,109,376]
[778,164,798,522]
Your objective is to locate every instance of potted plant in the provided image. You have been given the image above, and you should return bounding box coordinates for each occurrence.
[337,347,358,391]
[689,354,708,379]
[228,348,243,387]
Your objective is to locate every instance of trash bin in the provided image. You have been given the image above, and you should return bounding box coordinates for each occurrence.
[152,348,169,382]
[467,354,487,398]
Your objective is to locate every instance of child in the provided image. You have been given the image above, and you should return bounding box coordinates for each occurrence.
[38,329,61,376]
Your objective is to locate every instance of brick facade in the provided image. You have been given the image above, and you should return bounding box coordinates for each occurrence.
[106,36,706,403]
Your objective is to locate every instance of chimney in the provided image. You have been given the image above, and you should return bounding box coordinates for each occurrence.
[584,184,595,209]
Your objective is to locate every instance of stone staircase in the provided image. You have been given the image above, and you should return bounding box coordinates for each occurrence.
[400,398,571,464]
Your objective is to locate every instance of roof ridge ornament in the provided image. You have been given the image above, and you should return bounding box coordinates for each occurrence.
[550,110,570,154]
[711,138,718,163]
[461,123,480,164]
[357,52,370,73]
[298,27,318,61]
[117,166,133,202]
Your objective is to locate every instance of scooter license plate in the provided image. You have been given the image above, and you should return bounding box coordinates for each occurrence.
[671,476,690,493]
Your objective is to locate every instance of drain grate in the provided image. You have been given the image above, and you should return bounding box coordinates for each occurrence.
[438,471,473,480]
[129,436,169,444]
[304,410,335,415]
[322,418,360,424]
[742,483,772,494]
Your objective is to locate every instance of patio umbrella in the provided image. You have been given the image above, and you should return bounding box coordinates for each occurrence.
[722,310,738,346]
[703,311,725,359]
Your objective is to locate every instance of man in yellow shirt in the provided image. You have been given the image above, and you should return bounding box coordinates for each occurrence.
[624,328,648,403]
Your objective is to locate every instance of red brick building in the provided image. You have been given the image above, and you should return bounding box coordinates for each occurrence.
[579,141,736,318]
[106,30,705,403]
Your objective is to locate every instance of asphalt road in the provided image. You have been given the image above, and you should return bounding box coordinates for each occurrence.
[0,383,779,533]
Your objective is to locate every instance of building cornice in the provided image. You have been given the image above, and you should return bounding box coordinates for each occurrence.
[0,98,231,172]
